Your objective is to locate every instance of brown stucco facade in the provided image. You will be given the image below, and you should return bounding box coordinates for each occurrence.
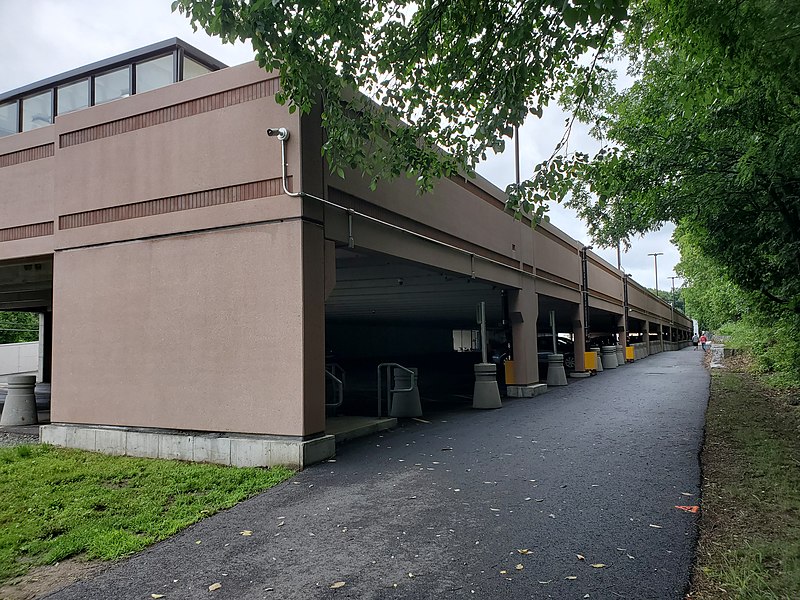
[0,47,692,467]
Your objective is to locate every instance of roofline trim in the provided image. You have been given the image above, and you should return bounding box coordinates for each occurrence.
[0,38,228,103]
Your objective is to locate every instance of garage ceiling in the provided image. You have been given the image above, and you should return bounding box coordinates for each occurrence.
[326,249,504,326]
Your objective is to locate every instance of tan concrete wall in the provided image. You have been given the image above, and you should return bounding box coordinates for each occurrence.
[51,221,319,437]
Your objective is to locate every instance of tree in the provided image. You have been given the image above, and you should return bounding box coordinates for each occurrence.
[173,0,627,218]
[0,312,39,345]
[564,0,800,313]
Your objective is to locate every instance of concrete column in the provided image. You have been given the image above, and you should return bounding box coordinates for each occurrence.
[645,325,651,356]
[572,306,586,372]
[659,323,665,352]
[38,311,53,383]
[507,280,539,384]
[301,221,327,436]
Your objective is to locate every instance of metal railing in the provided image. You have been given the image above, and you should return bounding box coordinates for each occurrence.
[377,363,417,418]
[325,363,345,409]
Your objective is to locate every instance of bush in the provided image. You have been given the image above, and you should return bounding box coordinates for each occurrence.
[721,314,800,387]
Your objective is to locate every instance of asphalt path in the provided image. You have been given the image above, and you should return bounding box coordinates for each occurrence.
[47,348,708,600]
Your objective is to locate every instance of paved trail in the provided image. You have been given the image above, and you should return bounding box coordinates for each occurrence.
[47,349,708,600]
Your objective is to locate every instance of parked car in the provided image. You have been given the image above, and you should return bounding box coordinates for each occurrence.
[537,335,576,373]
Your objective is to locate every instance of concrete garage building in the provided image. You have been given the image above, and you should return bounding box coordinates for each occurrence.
[0,40,692,468]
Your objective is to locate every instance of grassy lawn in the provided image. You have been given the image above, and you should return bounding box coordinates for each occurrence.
[0,444,293,583]
[690,370,800,599]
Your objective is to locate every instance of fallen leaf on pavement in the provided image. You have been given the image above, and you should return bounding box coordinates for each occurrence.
[538,580,552,584]
[675,505,700,513]
[208,583,222,591]
[576,554,585,561]
[151,595,164,599]
[590,563,606,568]
[649,524,662,528]
[499,570,507,575]
[517,549,531,554]
[330,582,346,589]
[565,575,577,580]
[240,530,253,536]
[515,564,524,570]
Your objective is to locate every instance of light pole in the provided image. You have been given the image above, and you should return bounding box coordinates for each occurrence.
[668,275,680,342]
[648,252,664,351]
[648,252,664,294]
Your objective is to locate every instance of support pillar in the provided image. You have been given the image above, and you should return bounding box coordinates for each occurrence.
[507,280,538,385]
[38,311,53,383]
[572,306,586,372]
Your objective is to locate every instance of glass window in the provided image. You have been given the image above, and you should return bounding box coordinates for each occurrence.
[136,55,174,93]
[94,67,130,105]
[22,91,53,131]
[57,80,89,115]
[0,101,18,137]
[182,56,212,81]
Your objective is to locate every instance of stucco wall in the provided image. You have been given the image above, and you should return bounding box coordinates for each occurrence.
[51,221,321,437]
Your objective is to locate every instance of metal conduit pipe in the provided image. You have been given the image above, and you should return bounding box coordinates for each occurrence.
[269,127,537,280]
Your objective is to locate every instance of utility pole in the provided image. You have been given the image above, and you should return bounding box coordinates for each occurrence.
[648,252,664,352]
[648,252,664,295]
[669,276,679,342]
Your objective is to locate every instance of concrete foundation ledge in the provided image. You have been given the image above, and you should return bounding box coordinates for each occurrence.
[506,383,548,398]
[569,371,592,378]
[39,423,335,470]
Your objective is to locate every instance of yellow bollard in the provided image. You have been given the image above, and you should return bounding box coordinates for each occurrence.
[625,346,635,362]
[504,360,515,385]
[584,351,597,371]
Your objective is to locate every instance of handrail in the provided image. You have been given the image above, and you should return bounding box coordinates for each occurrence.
[325,363,345,409]
[377,362,417,418]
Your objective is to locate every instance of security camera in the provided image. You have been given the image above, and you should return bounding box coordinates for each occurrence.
[266,127,290,141]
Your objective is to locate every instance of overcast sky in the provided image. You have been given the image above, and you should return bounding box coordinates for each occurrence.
[0,0,681,295]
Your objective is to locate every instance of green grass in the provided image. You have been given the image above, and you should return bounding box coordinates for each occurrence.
[0,445,293,582]
[691,371,800,599]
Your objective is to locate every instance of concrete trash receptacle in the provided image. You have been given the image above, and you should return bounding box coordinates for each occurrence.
[616,345,625,365]
[546,354,568,386]
[590,347,603,372]
[389,367,422,418]
[473,363,502,409]
[601,346,618,369]
[0,375,38,426]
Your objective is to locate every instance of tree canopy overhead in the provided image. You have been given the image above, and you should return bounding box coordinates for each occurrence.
[173,0,627,217]
[566,0,800,312]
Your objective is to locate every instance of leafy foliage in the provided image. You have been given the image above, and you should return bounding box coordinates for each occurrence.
[0,312,38,345]
[0,444,292,582]
[566,0,800,312]
[172,0,627,211]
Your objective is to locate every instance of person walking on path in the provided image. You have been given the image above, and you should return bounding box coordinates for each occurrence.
[700,333,708,352]
[692,333,699,349]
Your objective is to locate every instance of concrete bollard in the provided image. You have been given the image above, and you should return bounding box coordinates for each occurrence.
[616,345,625,366]
[390,367,422,418]
[0,375,38,426]
[473,363,502,409]
[601,346,618,369]
[590,347,603,372]
[546,354,568,386]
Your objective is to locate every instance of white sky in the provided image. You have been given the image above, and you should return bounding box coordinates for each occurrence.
[0,0,681,295]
